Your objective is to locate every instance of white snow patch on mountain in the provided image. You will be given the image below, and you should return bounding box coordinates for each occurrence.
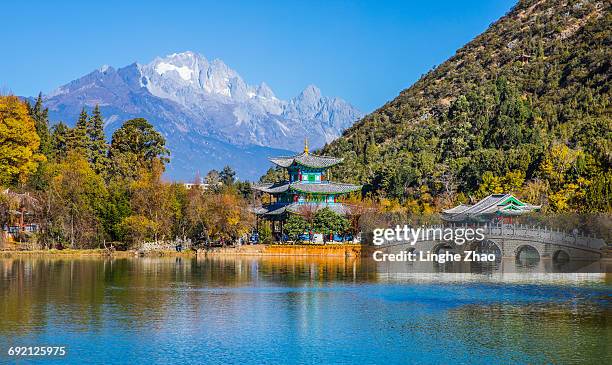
[155,62,193,81]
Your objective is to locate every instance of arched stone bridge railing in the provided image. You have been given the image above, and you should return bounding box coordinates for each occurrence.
[378,224,606,260]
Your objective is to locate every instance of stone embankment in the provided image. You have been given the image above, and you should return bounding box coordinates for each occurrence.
[199,244,364,257]
[0,244,365,258]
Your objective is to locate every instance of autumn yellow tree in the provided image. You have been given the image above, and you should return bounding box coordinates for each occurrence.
[476,171,526,199]
[343,193,379,236]
[121,159,176,244]
[538,144,597,212]
[196,186,253,244]
[539,144,581,191]
[185,183,209,241]
[46,152,108,248]
[0,96,45,185]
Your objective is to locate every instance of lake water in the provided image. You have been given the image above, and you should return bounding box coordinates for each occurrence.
[0,256,610,364]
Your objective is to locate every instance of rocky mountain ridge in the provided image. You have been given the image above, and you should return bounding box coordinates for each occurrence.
[40,51,362,180]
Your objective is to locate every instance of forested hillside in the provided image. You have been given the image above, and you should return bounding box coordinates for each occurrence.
[321,0,611,212]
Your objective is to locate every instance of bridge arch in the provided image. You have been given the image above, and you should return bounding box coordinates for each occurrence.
[515,244,541,261]
[468,239,502,261]
[552,249,570,263]
[432,242,457,255]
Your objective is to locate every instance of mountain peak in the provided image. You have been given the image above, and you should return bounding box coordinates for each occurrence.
[98,64,112,73]
[163,51,202,63]
[294,84,323,108]
[257,82,275,98]
[170,50,197,57]
[300,84,322,99]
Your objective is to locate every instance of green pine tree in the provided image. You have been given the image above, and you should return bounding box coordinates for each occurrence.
[50,122,71,161]
[27,93,51,157]
[68,108,89,154]
[25,93,52,190]
[108,118,170,180]
[87,105,109,175]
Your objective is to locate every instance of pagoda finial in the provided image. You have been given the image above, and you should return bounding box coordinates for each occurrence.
[304,138,309,155]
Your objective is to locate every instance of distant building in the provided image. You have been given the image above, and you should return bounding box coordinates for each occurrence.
[442,194,540,223]
[1,189,40,242]
[183,182,221,190]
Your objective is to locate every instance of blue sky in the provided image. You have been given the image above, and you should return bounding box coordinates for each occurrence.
[1,0,515,112]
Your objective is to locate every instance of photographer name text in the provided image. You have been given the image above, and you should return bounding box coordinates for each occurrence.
[373,250,496,263]
[371,225,496,263]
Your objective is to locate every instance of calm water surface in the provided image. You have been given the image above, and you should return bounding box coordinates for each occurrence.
[0,256,610,364]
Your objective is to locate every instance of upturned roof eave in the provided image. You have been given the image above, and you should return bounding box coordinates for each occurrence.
[289,184,362,195]
[268,152,344,169]
[252,181,362,195]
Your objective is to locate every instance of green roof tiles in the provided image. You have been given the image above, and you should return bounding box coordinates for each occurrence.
[441,194,541,222]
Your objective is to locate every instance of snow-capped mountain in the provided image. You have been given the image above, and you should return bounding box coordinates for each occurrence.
[42,51,362,180]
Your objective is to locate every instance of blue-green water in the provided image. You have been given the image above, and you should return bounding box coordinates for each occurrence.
[0,256,610,364]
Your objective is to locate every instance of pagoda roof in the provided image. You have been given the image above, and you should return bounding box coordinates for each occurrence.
[254,203,352,216]
[252,181,361,195]
[252,181,291,194]
[269,152,343,169]
[442,194,540,222]
[443,204,471,215]
[291,182,361,194]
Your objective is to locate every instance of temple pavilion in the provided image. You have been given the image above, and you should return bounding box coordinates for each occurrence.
[441,194,540,223]
[252,141,361,238]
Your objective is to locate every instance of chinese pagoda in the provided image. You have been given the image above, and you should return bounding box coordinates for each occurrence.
[252,141,361,228]
[441,194,540,223]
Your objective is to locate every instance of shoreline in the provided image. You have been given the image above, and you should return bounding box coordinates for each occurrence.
[0,244,366,258]
[2,245,609,264]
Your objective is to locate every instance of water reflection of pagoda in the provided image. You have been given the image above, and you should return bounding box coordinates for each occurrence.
[252,141,361,237]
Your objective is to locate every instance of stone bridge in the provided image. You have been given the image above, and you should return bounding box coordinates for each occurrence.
[378,224,606,261]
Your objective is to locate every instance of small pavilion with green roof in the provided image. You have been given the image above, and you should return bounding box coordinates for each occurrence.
[441,194,540,223]
[252,141,361,239]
